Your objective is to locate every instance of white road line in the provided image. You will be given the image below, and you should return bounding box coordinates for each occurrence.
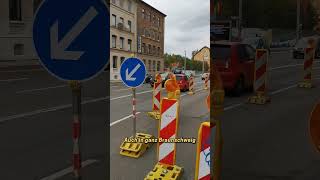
[0,78,28,82]
[0,69,43,73]
[110,112,141,127]
[111,90,153,101]
[16,85,67,94]
[113,88,130,92]
[270,61,320,71]
[224,77,320,111]
[39,159,98,180]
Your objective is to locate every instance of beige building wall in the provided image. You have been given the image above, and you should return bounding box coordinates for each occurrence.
[110,0,137,81]
[0,0,41,64]
[193,46,210,67]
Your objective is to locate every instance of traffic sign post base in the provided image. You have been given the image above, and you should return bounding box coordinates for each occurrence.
[147,111,161,120]
[188,91,195,95]
[248,93,271,105]
[120,133,153,158]
[298,81,314,89]
[144,163,183,180]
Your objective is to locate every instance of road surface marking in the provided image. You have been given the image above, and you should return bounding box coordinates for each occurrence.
[110,112,141,127]
[270,62,320,71]
[113,88,130,92]
[0,78,28,82]
[0,69,43,73]
[224,78,320,112]
[111,90,153,100]
[39,159,98,180]
[16,85,67,94]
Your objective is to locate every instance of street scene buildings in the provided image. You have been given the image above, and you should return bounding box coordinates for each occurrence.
[110,0,166,81]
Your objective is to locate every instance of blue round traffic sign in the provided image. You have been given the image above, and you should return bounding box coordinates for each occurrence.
[120,58,146,88]
[33,0,109,81]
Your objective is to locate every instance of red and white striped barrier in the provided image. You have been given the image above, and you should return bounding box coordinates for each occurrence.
[153,82,161,111]
[204,76,209,90]
[254,49,268,94]
[195,122,212,180]
[189,76,195,95]
[303,48,314,82]
[158,98,179,165]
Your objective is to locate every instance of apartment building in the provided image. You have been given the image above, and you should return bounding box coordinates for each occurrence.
[110,0,138,81]
[136,1,166,75]
[0,0,42,65]
[192,46,210,67]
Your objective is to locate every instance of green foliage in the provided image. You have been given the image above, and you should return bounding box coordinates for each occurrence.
[164,53,209,71]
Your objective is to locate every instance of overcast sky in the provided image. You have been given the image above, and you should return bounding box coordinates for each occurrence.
[143,0,210,58]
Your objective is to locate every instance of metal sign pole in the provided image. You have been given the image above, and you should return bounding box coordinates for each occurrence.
[70,81,82,180]
[132,88,137,137]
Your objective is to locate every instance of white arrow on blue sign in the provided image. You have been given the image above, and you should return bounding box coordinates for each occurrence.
[120,58,146,88]
[33,0,109,81]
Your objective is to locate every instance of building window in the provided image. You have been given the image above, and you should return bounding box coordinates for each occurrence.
[119,0,124,7]
[113,56,118,69]
[148,13,151,22]
[157,17,160,27]
[112,35,117,48]
[153,61,156,71]
[14,44,24,56]
[128,20,131,32]
[153,46,156,55]
[143,59,146,65]
[142,9,145,19]
[120,57,125,65]
[33,0,42,13]
[157,61,161,71]
[128,39,132,51]
[120,17,124,24]
[142,43,145,53]
[128,0,132,12]
[9,0,22,21]
[148,45,151,54]
[111,14,116,26]
[148,60,152,70]
[120,37,124,49]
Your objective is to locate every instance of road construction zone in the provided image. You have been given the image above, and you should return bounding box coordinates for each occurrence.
[123,137,197,144]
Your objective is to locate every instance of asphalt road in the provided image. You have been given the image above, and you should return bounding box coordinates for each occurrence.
[0,50,320,179]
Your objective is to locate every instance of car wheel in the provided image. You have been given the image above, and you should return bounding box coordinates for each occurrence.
[233,77,244,96]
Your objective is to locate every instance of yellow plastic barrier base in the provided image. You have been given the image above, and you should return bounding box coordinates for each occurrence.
[120,133,153,158]
[147,111,161,120]
[248,95,270,105]
[188,91,195,95]
[144,163,183,180]
[298,82,314,89]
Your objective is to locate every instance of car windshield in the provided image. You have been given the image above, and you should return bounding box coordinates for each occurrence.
[176,76,182,80]
[295,38,308,48]
[212,45,231,60]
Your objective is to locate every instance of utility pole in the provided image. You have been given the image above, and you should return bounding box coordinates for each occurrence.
[296,0,301,42]
[184,50,187,71]
[238,0,243,40]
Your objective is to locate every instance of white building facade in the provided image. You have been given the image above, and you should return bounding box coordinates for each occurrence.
[0,0,42,65]
[110,0,138,81]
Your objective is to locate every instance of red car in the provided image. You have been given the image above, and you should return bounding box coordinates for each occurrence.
[175,74,189,92]
[212,41,256,95]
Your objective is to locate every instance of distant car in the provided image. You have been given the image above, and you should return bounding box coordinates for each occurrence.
[213,41,256,96]
[201,73,209,80]
[293,36,320,59]
[144,74,153,84]
[150,72,169,88]
[175,74,189,92]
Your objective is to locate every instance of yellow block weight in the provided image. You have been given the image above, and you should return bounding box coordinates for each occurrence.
[120,133,153,158]
[144,163,183,180]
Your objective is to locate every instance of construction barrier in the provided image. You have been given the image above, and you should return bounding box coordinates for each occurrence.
[248,49,270,105]
[188,75,195,95]
[204,76,209,90]
[309,101,320,153]
[145,98,183,179]
[147,75,162,120]
[298,47,315,88]
[195,122,212,180]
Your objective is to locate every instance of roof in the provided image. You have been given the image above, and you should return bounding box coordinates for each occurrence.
[139,0,167,17]
[192,46,209,57]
